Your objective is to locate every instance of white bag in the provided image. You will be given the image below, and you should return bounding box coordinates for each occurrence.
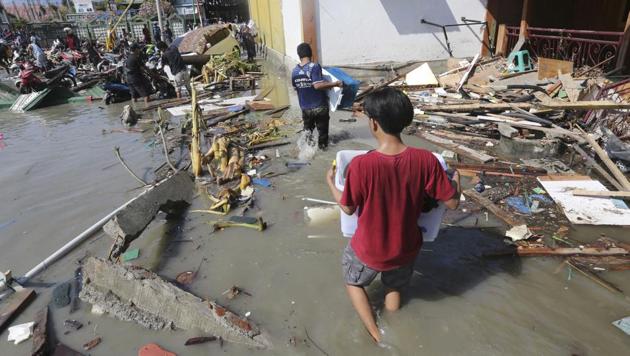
[334,150,449,241]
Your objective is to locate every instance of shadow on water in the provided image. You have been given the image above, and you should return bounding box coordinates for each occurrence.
[406,228,521,301]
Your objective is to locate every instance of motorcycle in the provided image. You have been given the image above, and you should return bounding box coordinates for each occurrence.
[15,63,77,94]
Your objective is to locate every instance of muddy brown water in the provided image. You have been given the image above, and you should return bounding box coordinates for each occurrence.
[1,67,629,356]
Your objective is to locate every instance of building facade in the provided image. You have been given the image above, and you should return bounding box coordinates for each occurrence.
[249,0,489,66]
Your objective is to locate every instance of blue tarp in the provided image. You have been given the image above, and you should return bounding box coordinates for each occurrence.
[324,67,359,109]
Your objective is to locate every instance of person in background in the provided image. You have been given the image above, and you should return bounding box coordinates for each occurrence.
[241,26,256,62]
[157,41,190,99]
[291,42,342,150]
[163,24,173,44]
[152,22,161,42]
[28,36,47,70]
[64,27,78,51]
[86,40,101,69]
[326,87,462,344]
[125,43,152,104]
[142,25,151,44]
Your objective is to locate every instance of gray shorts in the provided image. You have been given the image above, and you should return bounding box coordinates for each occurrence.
[342,244,413,289]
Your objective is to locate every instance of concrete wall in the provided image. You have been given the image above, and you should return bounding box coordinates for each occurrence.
[316,0,488,65]
[282,0,303,62]
[249,0,286,54]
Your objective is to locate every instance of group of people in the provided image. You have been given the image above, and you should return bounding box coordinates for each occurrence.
[291,42,463,344]
[123,39,189,104]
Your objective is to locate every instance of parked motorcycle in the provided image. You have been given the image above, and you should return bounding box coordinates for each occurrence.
[15,63,77,94]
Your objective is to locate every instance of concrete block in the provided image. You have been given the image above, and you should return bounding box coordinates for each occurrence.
[103,171,193,247]
[79,257,271,349]
[498,123,519,138]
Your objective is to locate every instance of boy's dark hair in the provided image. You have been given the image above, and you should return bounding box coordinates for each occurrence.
[297,42,312,59]
[156,41,168,50]
[363,87,414,135]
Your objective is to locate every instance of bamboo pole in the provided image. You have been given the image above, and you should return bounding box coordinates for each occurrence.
[190,79,203,177]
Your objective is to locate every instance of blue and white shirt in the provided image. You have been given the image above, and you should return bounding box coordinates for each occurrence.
[291,62,327,110]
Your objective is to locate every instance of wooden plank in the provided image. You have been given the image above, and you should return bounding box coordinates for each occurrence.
[0,288,36,333]
[572,189,630,198]
[495,24,508,56]
[571,144,625,191]
[207,109,249,126]
[420,101,630,112]
[515,246,629,257]
[456,54,480,92]
[418,132,495,163]
[268,105,290,118]
[301,0,319,62]
[578,127,630,191]
[253,86,273,101]
[246,100,275,111]
[494,120,586,144]
[32,306,48,356]
[450,162,547,176]
[538,57,574,80]
[463,189,525,227]
[538,175,592,181]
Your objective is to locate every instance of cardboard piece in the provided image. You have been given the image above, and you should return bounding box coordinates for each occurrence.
[538,57,573,80]
[405,63,439,86]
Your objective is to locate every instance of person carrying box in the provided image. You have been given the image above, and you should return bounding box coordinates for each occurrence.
[325,87,461,344]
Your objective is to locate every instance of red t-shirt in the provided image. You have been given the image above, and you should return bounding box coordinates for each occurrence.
[340,147,456,271]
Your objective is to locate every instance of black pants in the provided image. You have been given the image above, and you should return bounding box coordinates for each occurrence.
[303,106,330,149]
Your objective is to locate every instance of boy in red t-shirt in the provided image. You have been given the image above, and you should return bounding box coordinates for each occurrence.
[326,87,461,343]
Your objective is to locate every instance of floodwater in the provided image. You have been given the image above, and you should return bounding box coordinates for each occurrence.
[1,64,629,356]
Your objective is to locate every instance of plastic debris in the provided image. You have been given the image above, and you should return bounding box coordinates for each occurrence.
[252,178,272,188]
[7,321,35,344]
[612,316,630,335]
[139,343,176,356]
[122,248,140,262]
[505,224,532,241]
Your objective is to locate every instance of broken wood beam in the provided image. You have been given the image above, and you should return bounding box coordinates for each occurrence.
[32,306,48,356]
[79,257,271,348]
[253,86,273,101]
[514,246,629,257]
[207,109,249,127]
[246,100,275,111]
[417,132,495,163]
[456,53,480,92]
[571,189,630,199]
[566,259,623,294]
[419,101,630,113]
[429,129,497,144]
[267,105,290,118]
[578,129,630,191]
[0,288,36,334]
[449,163,547,176]
[571,144,623,190]
[463,189,525,227]
[249,140,292,151]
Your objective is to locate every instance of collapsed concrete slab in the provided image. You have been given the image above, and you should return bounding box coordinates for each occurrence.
[103,171,194,258]
[79,257,271,349]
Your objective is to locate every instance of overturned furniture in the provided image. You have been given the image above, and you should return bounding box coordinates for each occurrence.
[79,257,270,348]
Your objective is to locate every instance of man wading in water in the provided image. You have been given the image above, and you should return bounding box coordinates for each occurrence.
[326,88,462,343]
[291,43,343,150]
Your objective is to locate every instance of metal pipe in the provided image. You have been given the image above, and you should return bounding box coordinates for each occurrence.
[301,197,337,205]
[17,192,144,284]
